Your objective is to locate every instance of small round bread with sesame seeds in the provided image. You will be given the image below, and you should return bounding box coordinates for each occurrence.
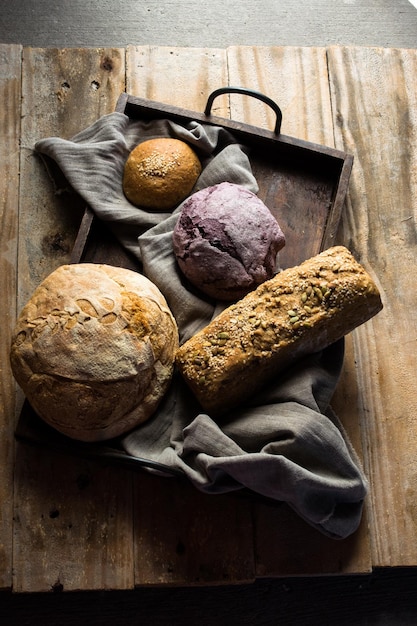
[123,137,202,210]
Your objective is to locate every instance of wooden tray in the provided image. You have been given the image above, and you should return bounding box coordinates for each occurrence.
[15,87,353,476]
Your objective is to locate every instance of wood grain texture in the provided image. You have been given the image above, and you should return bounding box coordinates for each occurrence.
[13,449,135,593]
[226,45,372,576]
[2,0,417,49]
[12,47,136,593]
[133,473,254,586]
[328,46,417,567]
[17,46,126,306]
[126,45,255,586]
[126,45,230,116]
[226,46,334,145]
[0,43,22,591]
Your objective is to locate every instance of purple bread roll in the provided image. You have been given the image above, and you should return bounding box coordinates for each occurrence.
[172,182,285,301]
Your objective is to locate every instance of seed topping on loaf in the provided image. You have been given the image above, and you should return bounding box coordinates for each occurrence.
[135,150,181,178]
[175,246,383,415]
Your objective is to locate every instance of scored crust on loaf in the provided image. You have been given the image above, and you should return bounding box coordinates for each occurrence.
[10,264,179,441]
[123,137,202,209]
[175,246,383,416]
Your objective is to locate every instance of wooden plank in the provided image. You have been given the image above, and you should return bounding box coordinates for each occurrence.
[226,45,372,576]
[126,45,255,586]
[0,43,22,591]
[13,449,135,593]
[17,47,126,306]
[226,46,333,143]
[133,473,254,586]
[327,46,417,567]
[126,45,230,116]
[13,47,136,592]
[254,503,371,577]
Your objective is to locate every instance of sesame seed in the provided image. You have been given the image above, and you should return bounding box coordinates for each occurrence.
[136,151,181,178]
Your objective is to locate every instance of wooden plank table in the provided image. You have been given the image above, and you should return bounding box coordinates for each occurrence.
[1,43,416,593]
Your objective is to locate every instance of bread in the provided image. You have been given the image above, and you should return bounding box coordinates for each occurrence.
[172,182,286,301]
[10,263,179,442]
[123,137,202,209]
[175,246,383,416]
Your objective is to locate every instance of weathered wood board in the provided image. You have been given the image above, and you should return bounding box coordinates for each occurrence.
[0,43,22,591]
[132,472,255,586]
[328,45,417,567]
[126,45,230,116]
[17,47,126,306]
[12,47,136,593]
[226,46,334,145]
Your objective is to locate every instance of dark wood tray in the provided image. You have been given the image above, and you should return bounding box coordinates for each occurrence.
[16,87,353,477]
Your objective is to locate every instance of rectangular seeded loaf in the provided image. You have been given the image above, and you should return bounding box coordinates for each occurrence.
[175,246,383,416]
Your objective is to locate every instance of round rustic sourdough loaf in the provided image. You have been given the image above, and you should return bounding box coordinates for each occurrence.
[10,263,179,442]
[123,137,202,209]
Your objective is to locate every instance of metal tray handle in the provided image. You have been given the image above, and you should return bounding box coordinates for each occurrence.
[204,86,282,135]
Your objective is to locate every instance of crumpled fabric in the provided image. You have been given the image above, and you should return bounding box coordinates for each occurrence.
[35,111,368,539]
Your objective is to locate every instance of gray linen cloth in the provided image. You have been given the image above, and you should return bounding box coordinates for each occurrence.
[35,111,368,539]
